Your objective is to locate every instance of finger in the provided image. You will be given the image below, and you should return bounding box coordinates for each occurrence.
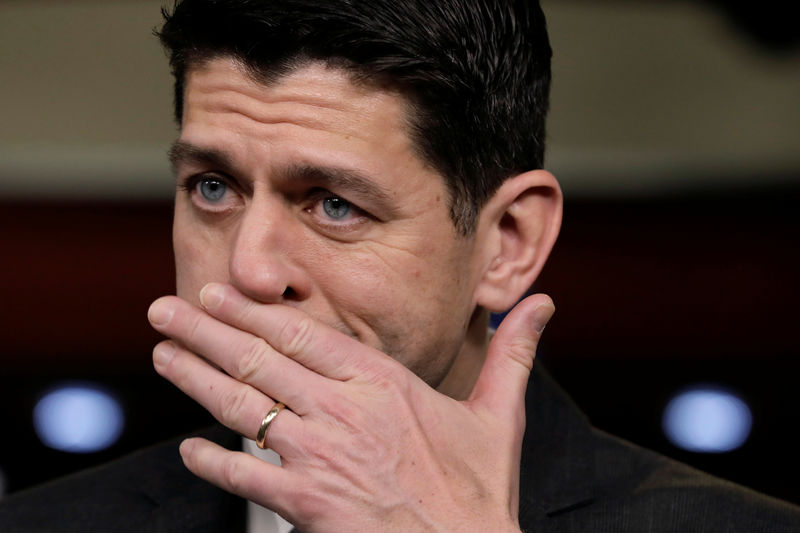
[148,296,326,414]
[469,294,555,419]
[153,340,302,455]
[179,437,298,519]
[198,283,397,381]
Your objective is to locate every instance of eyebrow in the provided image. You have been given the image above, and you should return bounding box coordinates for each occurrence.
[282,164,394,207]
[168,141,395,209]
[168,141,235,176]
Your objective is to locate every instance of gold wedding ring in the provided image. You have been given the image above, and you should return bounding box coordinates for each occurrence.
[256,402,286,449]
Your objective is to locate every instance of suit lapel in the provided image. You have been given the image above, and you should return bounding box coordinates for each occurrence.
[518,365,596,529]
[136,425,247,533]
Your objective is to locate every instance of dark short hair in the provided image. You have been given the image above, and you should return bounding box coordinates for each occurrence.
[158,0,551,234]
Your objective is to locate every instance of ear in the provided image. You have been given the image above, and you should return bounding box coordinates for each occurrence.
[472,170,562,312]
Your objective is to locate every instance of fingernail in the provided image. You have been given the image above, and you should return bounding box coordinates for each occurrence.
[153,341,176,368]
[179,438,195,459]
[199,283,224,310]
[148,300,174,327]
[532,303,555,334]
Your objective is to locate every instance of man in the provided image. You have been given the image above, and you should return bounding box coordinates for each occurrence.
[1,1,798,531]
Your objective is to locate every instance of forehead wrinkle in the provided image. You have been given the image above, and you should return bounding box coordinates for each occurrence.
[191,92,378,144]
[193,56,395,116]
[187,64,403,141]
[198,82,358,115]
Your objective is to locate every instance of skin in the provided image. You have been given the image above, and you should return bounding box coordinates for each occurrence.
[148,57,562,532]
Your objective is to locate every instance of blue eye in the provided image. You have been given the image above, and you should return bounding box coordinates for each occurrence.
[198,179,227,202]
[322,197,351,219]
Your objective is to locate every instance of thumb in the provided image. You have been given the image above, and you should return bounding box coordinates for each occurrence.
[469,294,555,417]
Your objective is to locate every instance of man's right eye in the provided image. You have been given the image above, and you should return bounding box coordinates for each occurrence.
[197,178,227,202]
[179,174,243,213]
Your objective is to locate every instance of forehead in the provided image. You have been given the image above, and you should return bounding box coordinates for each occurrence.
[182,58,407,149]
[179,57,439,187]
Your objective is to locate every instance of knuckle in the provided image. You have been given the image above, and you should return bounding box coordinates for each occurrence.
[303,431,337,465]
[367,360,405,390]
[293,490,324,521]
[236,337,269,381]
[220,455,245,493]
[186,311,205,342]
[278,315,314,358]
[505,338,537,372]
[319,394,367,437]
[219,387,250,426]
[238,298,261,325]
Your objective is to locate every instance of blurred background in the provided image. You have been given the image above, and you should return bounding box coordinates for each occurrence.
[1,0,798,504]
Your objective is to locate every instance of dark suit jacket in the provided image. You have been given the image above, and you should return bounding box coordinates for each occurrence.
[2,366,798,532]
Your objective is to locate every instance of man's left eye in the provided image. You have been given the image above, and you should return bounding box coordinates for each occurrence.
[305,192,371,234]
[321,196,352,219]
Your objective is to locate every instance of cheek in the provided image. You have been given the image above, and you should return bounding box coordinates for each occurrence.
[314,256,396,315]
[343,241,471,315]
[173,213,230,302]
[318,247,471,344]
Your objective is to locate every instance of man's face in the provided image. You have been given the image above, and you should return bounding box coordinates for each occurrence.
[172,57,485,388]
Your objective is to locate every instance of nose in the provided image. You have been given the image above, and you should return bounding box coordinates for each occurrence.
[228,200,311,303]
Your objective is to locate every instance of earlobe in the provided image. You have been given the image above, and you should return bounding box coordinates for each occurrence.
[473,170,562,312]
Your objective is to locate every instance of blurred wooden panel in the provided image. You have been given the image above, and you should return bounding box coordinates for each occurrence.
[1,202,174,368]
[538,191,800,358]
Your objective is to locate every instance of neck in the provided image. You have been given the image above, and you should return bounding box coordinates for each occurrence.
[435,307,492,400]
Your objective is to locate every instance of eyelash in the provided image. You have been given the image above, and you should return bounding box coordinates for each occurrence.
[177,173,229,196]
[304,188,371,230]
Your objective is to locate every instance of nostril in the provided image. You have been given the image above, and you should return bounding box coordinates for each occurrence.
[282,286,298,300]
